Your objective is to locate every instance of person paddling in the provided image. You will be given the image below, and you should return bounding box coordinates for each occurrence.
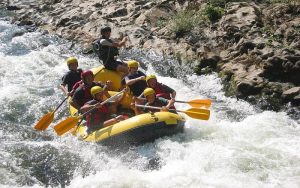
[60,57,82,96]
[71,70,111,110]
[93,26,128,74]
[122,60,147,97]
[80,86,126,133]
[140,74,176,100]
[133,88,175,115]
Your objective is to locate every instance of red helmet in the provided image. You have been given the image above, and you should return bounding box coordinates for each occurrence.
[81,70,93,79]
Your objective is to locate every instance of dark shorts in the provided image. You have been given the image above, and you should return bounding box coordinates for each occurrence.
[104,60,126,71]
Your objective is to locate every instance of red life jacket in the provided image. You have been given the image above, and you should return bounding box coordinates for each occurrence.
[70,80,83,96]
[82,85,93,105]
[154,83,171,99]
[85,102,110,128]
[73,82,101,107]
[72,80,83,93]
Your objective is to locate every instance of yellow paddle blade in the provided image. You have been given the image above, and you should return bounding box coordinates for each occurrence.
[183,108,210,120]
[34,111,55,131]
[54,116,80,136]
[187,99,212,108]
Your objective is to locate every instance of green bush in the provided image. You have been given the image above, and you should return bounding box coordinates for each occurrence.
[203,4,224,23]
[169,10,201,37]
[208,0,227,7]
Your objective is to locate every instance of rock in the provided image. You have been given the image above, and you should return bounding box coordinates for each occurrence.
[262,56,284,78]
[56,17,70,27]
[282,87,300,105]
[17,19,34,26]
[219,2,262,42]
[284,55,300,63]
[290,41,300,49]
[135,6,170,26]
[236,40,256,55]
[236,80,262,98]
[7,5,21,11]
[292,94,300,105]
[105,7,128,18]
[282,87,300,99]
[12,31,25,37]
[220,50,231,60]
[220,56,265,99]
[196,52,221,72]
[260,47,274,60]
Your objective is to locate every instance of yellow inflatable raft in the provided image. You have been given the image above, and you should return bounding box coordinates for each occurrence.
[69,66,186,145]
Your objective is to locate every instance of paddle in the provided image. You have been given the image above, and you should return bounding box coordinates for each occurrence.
[34,97,68,131]
[54,90,125,136]
[135,105,210,120]
[175,99,212,108]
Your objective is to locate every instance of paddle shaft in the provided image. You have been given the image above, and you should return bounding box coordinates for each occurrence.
[53,90,125,136]
[175,100,211,106]
[34,96,68,131]
[135,104,180,113]
[135,104,210,120]
[79,90,124,119]
[54,97,68,112]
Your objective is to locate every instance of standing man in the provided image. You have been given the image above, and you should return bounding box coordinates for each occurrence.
[93,26,128,74]
[60,57,82,96]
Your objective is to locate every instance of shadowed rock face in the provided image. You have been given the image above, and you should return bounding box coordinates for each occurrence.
[216,2,300,110]
[1,0,299,110]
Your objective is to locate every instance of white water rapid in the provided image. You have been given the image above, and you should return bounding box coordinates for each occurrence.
[0,19,299,188]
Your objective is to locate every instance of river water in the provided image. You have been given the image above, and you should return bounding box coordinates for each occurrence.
[0,16,299,188]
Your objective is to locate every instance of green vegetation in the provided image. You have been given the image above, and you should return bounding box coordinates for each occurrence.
[207,0,227,7]
[203,4,224,23]
[155,18,168,29]
[260,26,292,50]
[167,0,298,37]
[168,1,226,36]
[169,10,203,37]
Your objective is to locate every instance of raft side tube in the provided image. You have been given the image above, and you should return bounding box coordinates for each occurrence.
[91,66,123,91]
[76,112,185,144]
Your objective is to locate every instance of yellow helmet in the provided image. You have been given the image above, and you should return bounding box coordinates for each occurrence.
[90,86,104,98]
[127,60,139,68]
[143,88,155,97]
[66,57,78,66]
[146,74,157,82]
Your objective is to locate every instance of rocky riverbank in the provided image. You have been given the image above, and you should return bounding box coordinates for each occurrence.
[1,0,299,112]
